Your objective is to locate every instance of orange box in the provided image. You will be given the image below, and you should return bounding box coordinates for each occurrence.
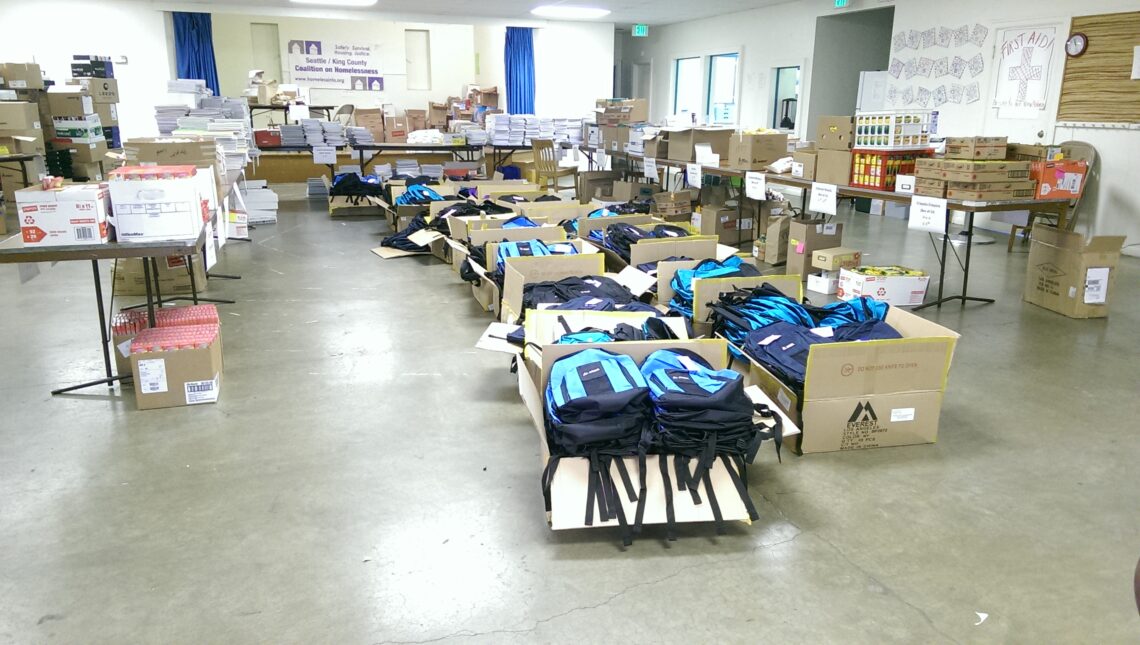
[1032,160,1087,200]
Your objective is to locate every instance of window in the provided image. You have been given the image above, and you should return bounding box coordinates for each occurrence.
[405,29,431,91]
[706,53,738,124]
[672,57,701,117]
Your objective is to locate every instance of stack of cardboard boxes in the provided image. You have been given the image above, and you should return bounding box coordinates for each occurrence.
[790,116,855,185]
[0,62,49,220]
[67,77,120,152]
[47,88,108,181]
[806,247,861,295]
[915,139,1036,200]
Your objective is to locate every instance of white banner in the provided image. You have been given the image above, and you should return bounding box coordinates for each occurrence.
[287,40,384,91]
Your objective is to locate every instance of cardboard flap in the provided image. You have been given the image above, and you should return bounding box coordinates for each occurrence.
[613,266,659,297]
[473,215,551,231]
[407,229,445,247]
[803,337,955,401]
[502,253,605,323]
[444,237,468,255]
[524,310,689,361]
[370,246,428,259]
[469,225,567,247]
[745,385,802,441]
[628,237,718,266]
[1027,225,1081,251]
[656,259,702,305]
[475,322,523,355]
[1083,235,1126,254]
[715,244,743,261]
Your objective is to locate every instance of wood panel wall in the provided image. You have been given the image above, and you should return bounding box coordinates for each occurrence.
[1057,11,1140,122]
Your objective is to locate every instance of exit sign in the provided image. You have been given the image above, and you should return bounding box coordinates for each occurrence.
[632,24,649,37]
[834,0,848,6]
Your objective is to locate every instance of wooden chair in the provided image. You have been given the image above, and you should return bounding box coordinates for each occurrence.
[1007,140,1097,252]
[532,139,576,194]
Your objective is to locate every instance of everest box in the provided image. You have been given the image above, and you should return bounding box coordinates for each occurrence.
[108,165,209,242]
[837,267,930,307]
[1023,226,1124,319]
[15,184,111,246]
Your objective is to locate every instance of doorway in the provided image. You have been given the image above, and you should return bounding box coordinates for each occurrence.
[805,7,894,135]
[631,62,651,100]
[772,66,800,130]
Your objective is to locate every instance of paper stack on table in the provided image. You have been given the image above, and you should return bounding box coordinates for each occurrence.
[280,124,306,147]
[347,127,374,146]
[240,180,279,225]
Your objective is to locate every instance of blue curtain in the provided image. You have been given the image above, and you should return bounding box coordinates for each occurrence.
[172,12,220,96]
[505,27,535,114]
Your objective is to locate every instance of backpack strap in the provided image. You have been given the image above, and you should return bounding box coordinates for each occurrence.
[556,315,573,336]
[541,457,560,513]
[676,455,703,505]
[633,452,647,536]
[720,454,759,521]
[601,459,633,546]
[701,469,725,536]
[658,455,677,541]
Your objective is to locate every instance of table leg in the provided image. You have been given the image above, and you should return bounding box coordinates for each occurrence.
[150,258,164,311]
[91,260,114,384]
[143,258,157,327]
[959,211,995,307]
[186,254,200,305]
[20,159,30,187]
[1058,202,1071,231]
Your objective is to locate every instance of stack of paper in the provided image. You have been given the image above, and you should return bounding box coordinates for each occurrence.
[280,124,306,147]
[321,121,346,146]
[371,163,393,180]
[306,177,329,198]
[347,127,374,146]
[155,105,190,135]
[168,79,210,95]
[301,119,325,146]
[395,159,420,177]
[421,164,444,180]
[240,180,279,225]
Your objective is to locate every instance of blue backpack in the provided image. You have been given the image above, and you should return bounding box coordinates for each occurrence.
[708,283,816,347]
[501,215,540,229]
[742,322,833,389]
[395,184,444,205]
[831,319,902,342]
[495,240,551,274]
[668,256,762,318]
[811,296,890,328]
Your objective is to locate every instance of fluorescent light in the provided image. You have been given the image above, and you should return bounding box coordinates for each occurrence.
[530,5,611,19]
[290,0,377,6]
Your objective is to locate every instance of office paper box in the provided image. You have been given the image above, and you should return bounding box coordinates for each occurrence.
[0,63,44,89]
[108,165,208,242]
[70,59,114,78]
[0,102,40,130]
[47,90,95,118]
[130,326,222,410]
[113,255,208,297]
[0,133,45,155]
[611,180,654,202]
[66,77,119,103]
[807,271,839,295]
[383,116,408,142]
[691,207,740,245]
[1031,160,1088,200]
[94,102,118,126]
[812,247,862,272]
[52,114,103,140]
[791,150,817,180]
[428,102,448,127]
[815,150,853,186]
[754,215,791,264]
[600,125,622,153]
[837,268,930,307]
[787,220,843,280]
[728,132,788,170]
[15,183,112,246]
[594,98,648,125]
[405,109,427,132]
[816,116,854,150]
[104,125,121,150]
[60,138,109,164]
[1023,226,1124,319]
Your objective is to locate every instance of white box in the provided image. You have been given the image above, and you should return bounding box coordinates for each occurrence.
[806,271,838,295]
[15,184,112,246]
[108,168,207,242]
[837,268,931,307]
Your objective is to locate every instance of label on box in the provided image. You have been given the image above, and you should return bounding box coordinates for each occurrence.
[1084,267,1110,304]
[686,163,702,188]
[643,157,657,180]
[908,195,947,233]
[891,407,916,423]
[1060,172,1083,193]
[204,221,218,270]
[776,389,792,411]
[137,359,168,394]
[745,172,766,201]
[117,339,133,358]
[820,223,837,235]
[894,174,916,194]
[10,80,27,88]
[809,182,837,215]
[791,162,805,178]
[185,375,220,404]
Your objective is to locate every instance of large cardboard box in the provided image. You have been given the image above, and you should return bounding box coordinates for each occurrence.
[405,109,427,132]
[113,255,208,297]
[14,183,111,246]
[1031,160,1088,201]
[0,132,44,155]
[0,63,45,89]
[945,136,1007,160]
[691,206,741,245]
[816,116,854,151]
[812,247,862,272]
[642,134,665,158]
[500,253,605,324]
[922,159,1032,183]
[66,78,119,103]
[651,191,692,218]
[611,180,655,202]
[130,326,222,410]
[354,107,385,138]
[754,215,791,265]
[108,165,208,242]
[428,102,448,127]
[60,138,109,164]
[837,267,930,307]
[47,90,95,118]
[791,150,817,180]
[594,98,648,125]
[666,127,733,163]
[384,116,409,143]
[600,125,622,153]
[728,132,788,170]
[576,170,620,205]
[745,307,959,453]
[1023,226,1124,318]
[786,220,843,280]
[815,150,852,186]
[0,101,40,130]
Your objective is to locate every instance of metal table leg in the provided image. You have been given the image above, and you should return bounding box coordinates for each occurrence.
[914,210,995,310]
[50,259,132,395]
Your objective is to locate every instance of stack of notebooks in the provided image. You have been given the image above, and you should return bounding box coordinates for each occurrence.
[347,127,374,146]
[420,164,444,180]
[554,118,585,145]
[395,159,421,177]
[301,119,326,146]
[155,106,190,135]
[280,124,306,147]
[306,177,329,198]
[462,128,487,146]
[371,163,393,181]
[240,180,280,225]
[321,122,346,147]
[167,79,210,95]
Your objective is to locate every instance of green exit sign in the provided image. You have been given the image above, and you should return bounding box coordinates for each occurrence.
[834,0,849,6]
[632,24,649,37]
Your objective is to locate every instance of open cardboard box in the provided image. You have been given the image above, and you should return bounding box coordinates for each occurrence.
[446,213,515,241]
[741,307,959,453]
[468,223,565,247]
[575,213,654,245]
[501,253,605,324]
[473,237,598,318]
[517,338,795,531]
[654,257,764,314]
[690,274,802,337]
[605,237,729,296]
[516,201,594,220]
[521,309,688,361]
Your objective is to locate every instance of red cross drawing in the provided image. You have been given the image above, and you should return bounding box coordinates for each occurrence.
[1008,47,1042,103]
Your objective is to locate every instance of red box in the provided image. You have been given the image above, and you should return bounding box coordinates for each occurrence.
[849,149,934,191]
[254,129,282,148]
[1032,160,1087,200]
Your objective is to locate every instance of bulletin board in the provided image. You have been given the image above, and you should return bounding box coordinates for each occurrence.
[1056,11,1140,123]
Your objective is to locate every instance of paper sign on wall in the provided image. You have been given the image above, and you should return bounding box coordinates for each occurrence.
[909,195,948,233]
[745,172,767,201]
[313,146,337,165]
[809,182,837,215]
[895,174,916,194]
[686,163,702,189]
[643,157,658,181]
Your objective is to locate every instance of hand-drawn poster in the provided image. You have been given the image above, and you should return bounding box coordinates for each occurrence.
[968,53,985,78]
[918,57,934,77]
[948,84,964,104]
[889,58,904,78]
[953,25,970,47]
[933,57,949,77]
[921,28,936,49]
[893,31,909,51]
[966,82,981,104]
[970,24,990,47]
[933,85,948,107]
[916,87,931,107]
[938,27,952,48]
[991,26,1056,110]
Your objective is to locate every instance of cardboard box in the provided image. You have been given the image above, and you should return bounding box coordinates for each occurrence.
[47,90,95,118]
[94,102,118,127]
[945,136,1007,160]
[113,255,209,297]
[500,253,605,324]
[1006,143,1072,162]
[108,166,208,242]
[815,150,852,186]
[806,270,839,295]
[66,78,119,103]
[945,180,1037,201]
[816,116,854,150]
[914,177,946,197]
[428,102,448,127]
[666,127,733,163]
[130,327,222,410]
[754,215,791,264]
[924,159,1032,183]
[1031,160,1088,200]
[384,116,409,142]
[691,207,741,245]
[0,102,41,130]
[15,184,112,246]
[51,114,103,140]
[58,138,109,164]
[787,220,843,280]
[405,109,427,132]
[576,170,620,205]
[812,247,862,272]
[600,125,622,153]
[837,268,930,307]
[791,150,817,180]
[745,307,959,452]
[594,98,648,125]
[71,59,114,78]
[0,133,44,155]
[728,132,788,170]
[71,161,105,181]
[611,180,655,202]
[652,191,692,218]
[642,134,665,159]
[0,63,44,89]
[1023,226,1124,318]
[475,86,499,107]
[354,107,384,135]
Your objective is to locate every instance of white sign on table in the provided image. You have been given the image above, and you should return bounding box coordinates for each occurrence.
[204,220,218,270]
[287,103,310,121]
[313,146,337,165]
[643,157,658,181]
[909,195,948,233]
[686,163,702,189]
[809,182,838,215]
[745,171,767,201]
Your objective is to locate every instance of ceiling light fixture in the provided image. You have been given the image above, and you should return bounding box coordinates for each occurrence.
[290,0,377,6]
[530,5,611,19]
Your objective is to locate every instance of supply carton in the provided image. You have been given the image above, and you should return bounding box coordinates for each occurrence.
[600,125,622,153]
[666,127,733,163]
[786,220,843,280]
[47,90,95,118]
[728,132,788,170]
[1023,226,1124,318]
[811,247,862,272]
[815,150,853,186]
[15,184,112,246]
[500,253,605,324]
[914,177,946,197]
[383,116,409,143]
[94,103,119,127]
[354,107,385,138]
[691,207,741,245]
[71,59,114,79]
[1031,160,1088,200]
[107,165,208,242]
[0,101,40,130]
[0,133,44,155]
[791,150,816,180]
[652,191,692,218]
[816,116,854,150]
[59,139,109,164]
[642,133,665,158]
[405,109,427,132]
[754,215,791,264]
[130,326,222,410]
[806,270,839,295]
[837,267,930,307]
[944,136,1007,160]
[0,63,44,89]
[51,114,103,141]
[66,78,119,103]
[611,180,654,202]
[428,102,448,127]
[594,98,648,125]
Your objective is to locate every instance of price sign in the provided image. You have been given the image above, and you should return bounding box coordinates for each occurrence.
[909,195,948,233]
[745,172,767,201]
[643,157,658,181]
[686,163,702,189]
[809,182,837,215]
[313,146,336,165]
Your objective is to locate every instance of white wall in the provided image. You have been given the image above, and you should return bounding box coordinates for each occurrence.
[0,0,172,139]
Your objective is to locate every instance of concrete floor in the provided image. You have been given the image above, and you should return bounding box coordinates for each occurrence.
[1,194,1137,644]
